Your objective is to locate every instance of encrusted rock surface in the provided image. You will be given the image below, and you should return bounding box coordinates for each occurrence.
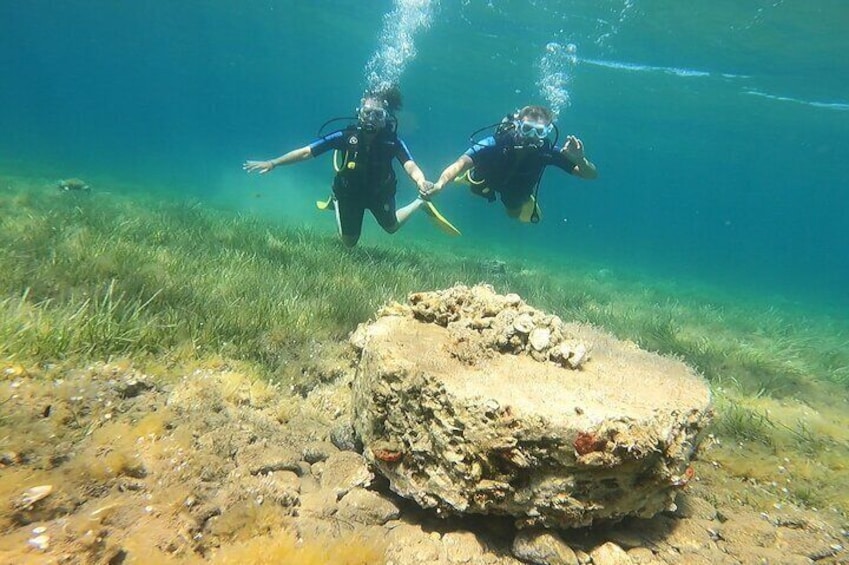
[352,285,713,528]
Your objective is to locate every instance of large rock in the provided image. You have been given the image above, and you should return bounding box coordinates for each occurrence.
[351,285,712,529]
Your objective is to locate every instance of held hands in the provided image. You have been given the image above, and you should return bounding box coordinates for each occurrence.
[417,179,436,200]
[418,180,444,200]
[561,135,586,163]
[242,160,275,174]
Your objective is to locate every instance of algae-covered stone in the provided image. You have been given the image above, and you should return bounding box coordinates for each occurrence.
[336,488,401,525]
[57,178,90,192]
[512,528,578,564]
[352,285,712,529]
[319,452,372,497]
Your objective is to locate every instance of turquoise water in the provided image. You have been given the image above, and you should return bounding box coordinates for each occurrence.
[3,1,848,311]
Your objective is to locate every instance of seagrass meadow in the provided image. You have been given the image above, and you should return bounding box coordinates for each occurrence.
[2,173,848,522]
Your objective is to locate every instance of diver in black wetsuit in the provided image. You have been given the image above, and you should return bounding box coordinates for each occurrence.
[423,105,597,223]
[243,88,435,248]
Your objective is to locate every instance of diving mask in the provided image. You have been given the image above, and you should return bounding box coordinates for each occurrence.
[358,102,388,130]
[516,119,553,140]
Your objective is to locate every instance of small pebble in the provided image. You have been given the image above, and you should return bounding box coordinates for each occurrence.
[28,535,50,551]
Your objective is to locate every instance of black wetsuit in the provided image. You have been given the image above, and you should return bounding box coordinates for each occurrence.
[309,126,413,239]
[464,135,578,209]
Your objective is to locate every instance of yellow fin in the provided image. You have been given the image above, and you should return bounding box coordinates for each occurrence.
[316,196,335,211]
[423,201,461,236]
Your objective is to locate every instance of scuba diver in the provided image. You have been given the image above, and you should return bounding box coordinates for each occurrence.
[243,86,458,247]
[422,105,597,223]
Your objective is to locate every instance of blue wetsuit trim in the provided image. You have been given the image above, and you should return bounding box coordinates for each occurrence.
[308,130,344,157]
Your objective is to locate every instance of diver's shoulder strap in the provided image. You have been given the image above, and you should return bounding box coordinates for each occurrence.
[342,125,360,139]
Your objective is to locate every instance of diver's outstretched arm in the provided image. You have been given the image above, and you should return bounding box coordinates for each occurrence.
[423,155,474,199]
[243,145,313,174]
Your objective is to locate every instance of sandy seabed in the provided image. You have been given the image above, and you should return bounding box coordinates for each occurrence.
[1,357,847,565]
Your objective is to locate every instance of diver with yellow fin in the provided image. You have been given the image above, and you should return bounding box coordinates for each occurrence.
[422,105,597,223]
[243,86,458,247]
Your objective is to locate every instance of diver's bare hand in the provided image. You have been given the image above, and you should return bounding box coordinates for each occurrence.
[243,160,275,174]
[561,135,586,162]
[419,181,444,200]
[417,180,435,200]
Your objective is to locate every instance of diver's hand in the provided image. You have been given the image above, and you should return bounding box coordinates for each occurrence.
[561,135,586,162]
[419,180,444,200]
[243,160,275,174]
[417,180,435,199]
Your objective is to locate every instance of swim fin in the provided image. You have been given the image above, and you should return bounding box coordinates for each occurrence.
[423,200,461,236]
[518,195,542,223]
[316,195,335,211]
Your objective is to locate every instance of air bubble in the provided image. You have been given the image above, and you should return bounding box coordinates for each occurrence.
[364,0,437,95]
[537,41,578,117]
